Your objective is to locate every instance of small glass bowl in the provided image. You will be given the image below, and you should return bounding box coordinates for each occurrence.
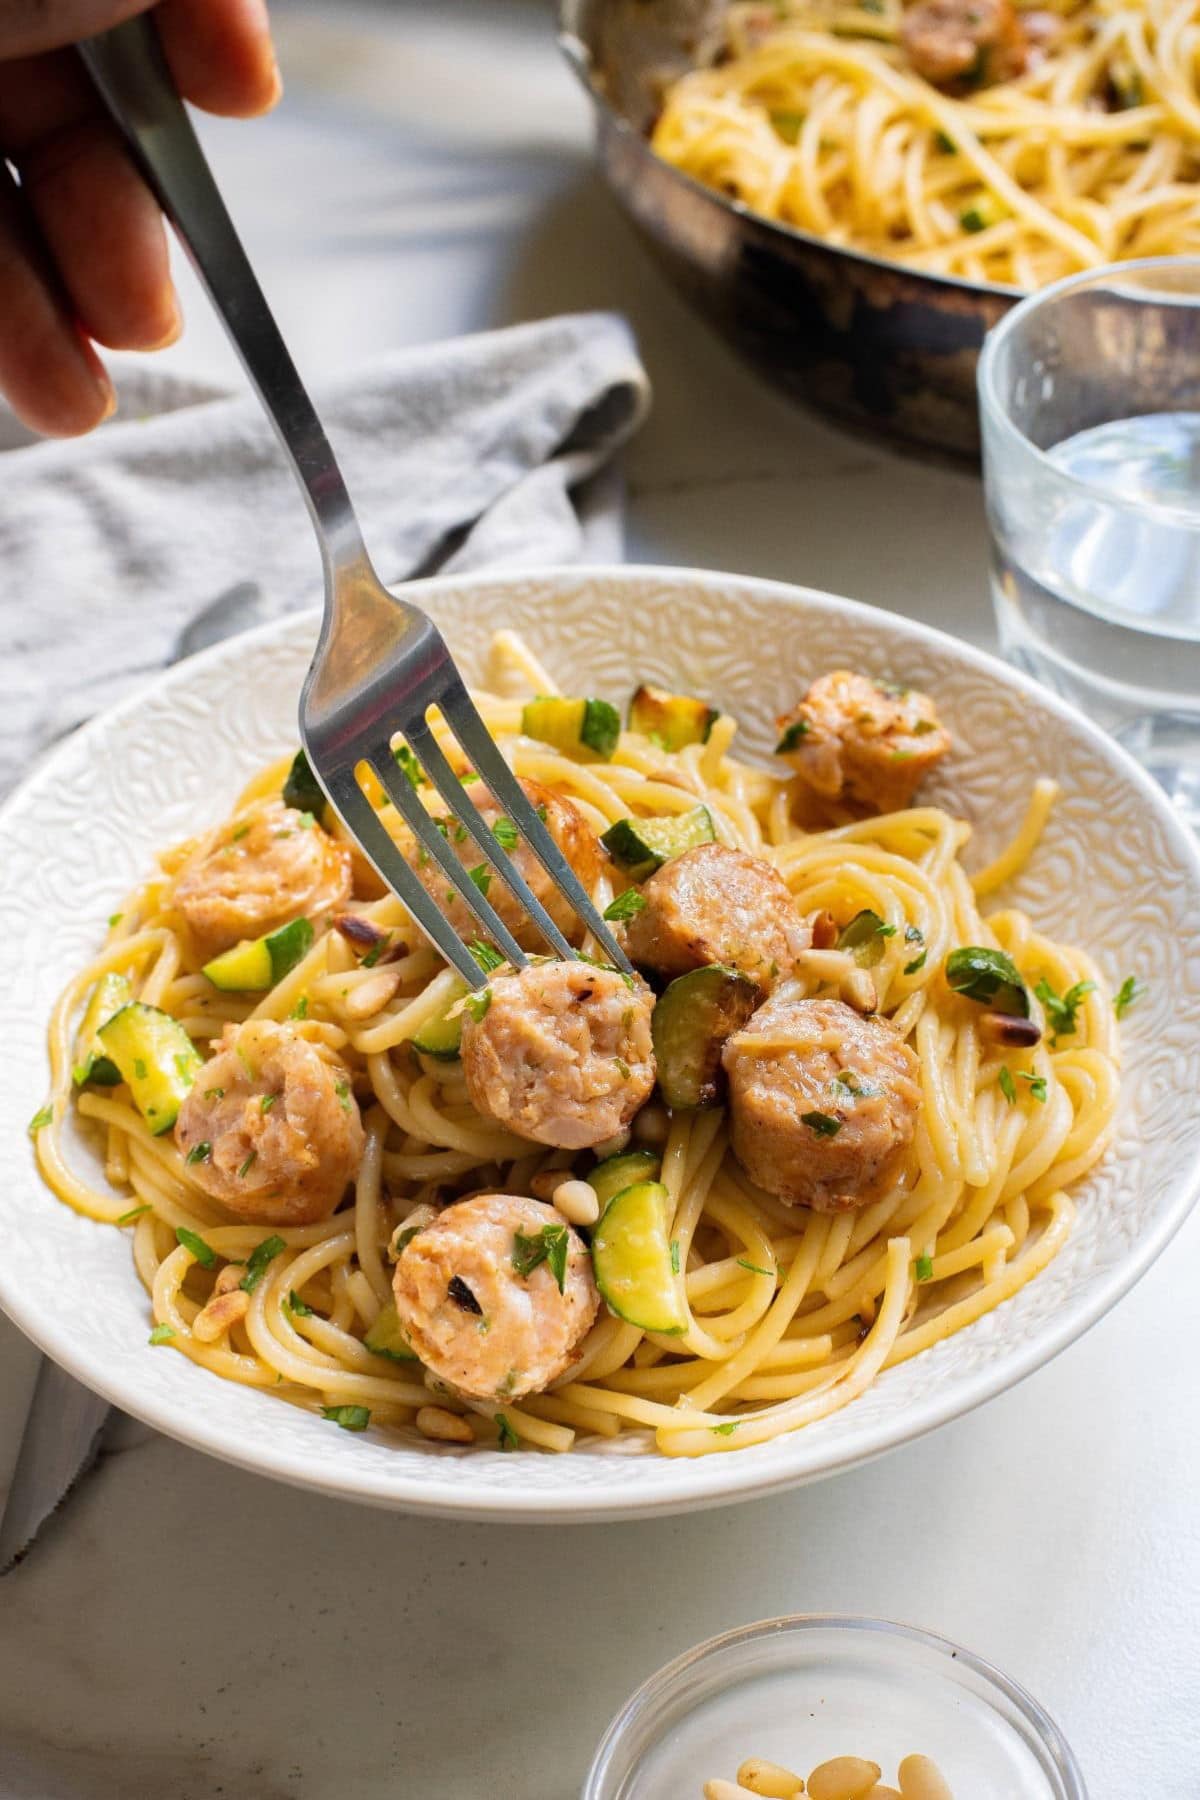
[582,1616,1087,1800]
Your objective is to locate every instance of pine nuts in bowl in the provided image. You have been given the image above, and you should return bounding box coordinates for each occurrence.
[582,1617,1088,1800]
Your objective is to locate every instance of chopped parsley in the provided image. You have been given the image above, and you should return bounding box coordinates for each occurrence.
[148,1323,176,1345]
[321,1405,371,1432]
[916,1253,934,1282]
[175,1226,216,1269]
[467,864,492,897]
[230,824,251,842]
[934,128,957,154]
[453,823,469,844]
[998,1066,1017,1104]
[27,1104,53,1136]
[238,1151,257,1180]
[1034,977,1095,1043]
[711,1421,739,1437]
[834,1070,882,1099]
[670,1239,681,1275]
[768,107,806,144]
[614,1057,631,1081]
[185,1140,213,1165]
[448,1275,483,1314]
[392,1223,422,1258]
[117,1203,151,1225]
[260,1094,277,1114]
[904,951,928,975]
[290,995,309,1020]
[1020,1071,1048,1103]
[535,802,549,823]
[240,1235,286,1293]
[361,934,391,968]
[737,1259,773,1278]
[492,817,519,852]
[463,988,492,1024]
[512,1224,569,1293]
[287,1290,313,1318]
[108,912,124,929]
[837,910,894,966]
[604,888,648,922]
[801,1110,842,1136]
[775,717,810,753]
[335,1079,351,1113]
[393,744,425,789]
[470,940,504,974]
[495,1413,519,1452]
[1114,976,1144,1020]
[946,946,1030,1016]
[204,1086,225,1101]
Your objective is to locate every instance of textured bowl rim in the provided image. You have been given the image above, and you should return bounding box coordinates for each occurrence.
[581,1613,1089,1798]
[2,563,1199,1522]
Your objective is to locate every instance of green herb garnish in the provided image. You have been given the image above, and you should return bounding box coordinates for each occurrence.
[238,1152,257,1180]
[837,909,895,966]
[915,1253,934,1282]
[998,1066,1016,1104]
[737,1259,773,1278]
[495,1413,519,1451]
[335,1079,351,1113]
[287,1290,313,1318]
[801,1110,842,1137]
[260,1094,277,1114]
[604,888,648,922]
[321,1405,371,1432]
[27,1104,53,1135]
[834,1070,882,1099]
[290,995,309,1020]
[775,717,811,753]
[175,1226,216,1269]
[470,940,504,974]
[467,864,492,896]
[148,1323,176,1345]
[711,1421,739,1437]
[393,744,425,789]
[946,946,1030,1016]
[512,1224,570,1293]
[1020,1071,1048,1103]
[492,817,518,852]
[240,1235,286,1294]
[670,1239,681,1274]
[117,1203,151,1225]
[1034,977,1095,1043]
[108,912,124,929]
[1114,975,1143,1020]
[185,1140,212,1165]
[463,988,492,1024]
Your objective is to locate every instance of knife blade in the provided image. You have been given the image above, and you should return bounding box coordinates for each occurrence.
[0,1358,111,1574]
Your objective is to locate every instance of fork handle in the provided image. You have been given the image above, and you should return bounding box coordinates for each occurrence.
[77,14,370,583]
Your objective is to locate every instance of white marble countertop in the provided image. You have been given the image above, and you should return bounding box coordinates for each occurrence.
[3,3,1198,1795]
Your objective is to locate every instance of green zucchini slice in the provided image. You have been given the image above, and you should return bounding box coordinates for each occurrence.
[363,1300,418,1362]
[586,1148,662,1212]
[73,971,133,1087]
[600,804,716,880]
[203,918,314,991]
[520,696,621,763]
[408,976,473,1060]
[97,1002,201,1135]
[591,1180,686,1334]
[652,964,760,1110]
[628,684,718,752]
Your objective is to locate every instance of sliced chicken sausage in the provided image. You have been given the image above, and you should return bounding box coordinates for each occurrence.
[623,842,810,994]
[174,801,352,960]
[776,670,951,815]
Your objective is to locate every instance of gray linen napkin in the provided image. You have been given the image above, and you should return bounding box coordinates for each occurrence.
[0,310,650,1542]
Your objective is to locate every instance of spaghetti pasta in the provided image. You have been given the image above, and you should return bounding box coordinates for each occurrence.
[650,0,1200,289]
[34,633,1121,1457]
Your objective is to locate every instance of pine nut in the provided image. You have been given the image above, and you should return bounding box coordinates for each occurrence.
[415,1405,474,1444]
[192,1287,250,1342]
[897,1756,954,1800]
[842,969,877,1015]
[737,1756,805,1796]
[213,1263,244,1295]
[703,1783,759,1800]
[342,967,403,1020]
[807,1759,881,1800]
[865,1788,901,1798]
[632,1101,671,1147]
[979,1010,1041,1048]
[552,1178,600,1227]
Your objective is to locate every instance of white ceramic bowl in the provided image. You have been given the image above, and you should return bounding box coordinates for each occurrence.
[3,566,1199,1522]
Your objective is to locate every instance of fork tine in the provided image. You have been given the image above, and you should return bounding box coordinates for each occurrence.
[438,680,634,972]
[371,754,531,971]
[403,718,576,961]
[318,772,486,988]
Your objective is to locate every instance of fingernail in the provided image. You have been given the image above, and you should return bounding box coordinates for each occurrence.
[96,373,117,423]
[149,298,183,350]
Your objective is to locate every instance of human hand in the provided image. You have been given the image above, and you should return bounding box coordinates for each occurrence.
[0,1,279,436]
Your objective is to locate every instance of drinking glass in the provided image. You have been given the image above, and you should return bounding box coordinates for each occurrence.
[978,258,1200,825]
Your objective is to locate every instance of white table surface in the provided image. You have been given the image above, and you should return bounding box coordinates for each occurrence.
[3,3,1198,1795]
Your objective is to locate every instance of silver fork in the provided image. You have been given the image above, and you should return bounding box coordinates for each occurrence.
[78,17,630,985]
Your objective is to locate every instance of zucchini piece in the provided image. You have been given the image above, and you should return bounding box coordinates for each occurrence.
[97,1002,201,1135]
[203,917,314,991]
[628,684,718,752]
[587,1148,661,1211]
[591,1180,686,1334]
[363,1300,418,1362]
[409,976,472,1060]
[521,695,620,763]
[73,971,132,1086]
[600,804,716,880]
[651,965,760,1109]
[282,747,328,823]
